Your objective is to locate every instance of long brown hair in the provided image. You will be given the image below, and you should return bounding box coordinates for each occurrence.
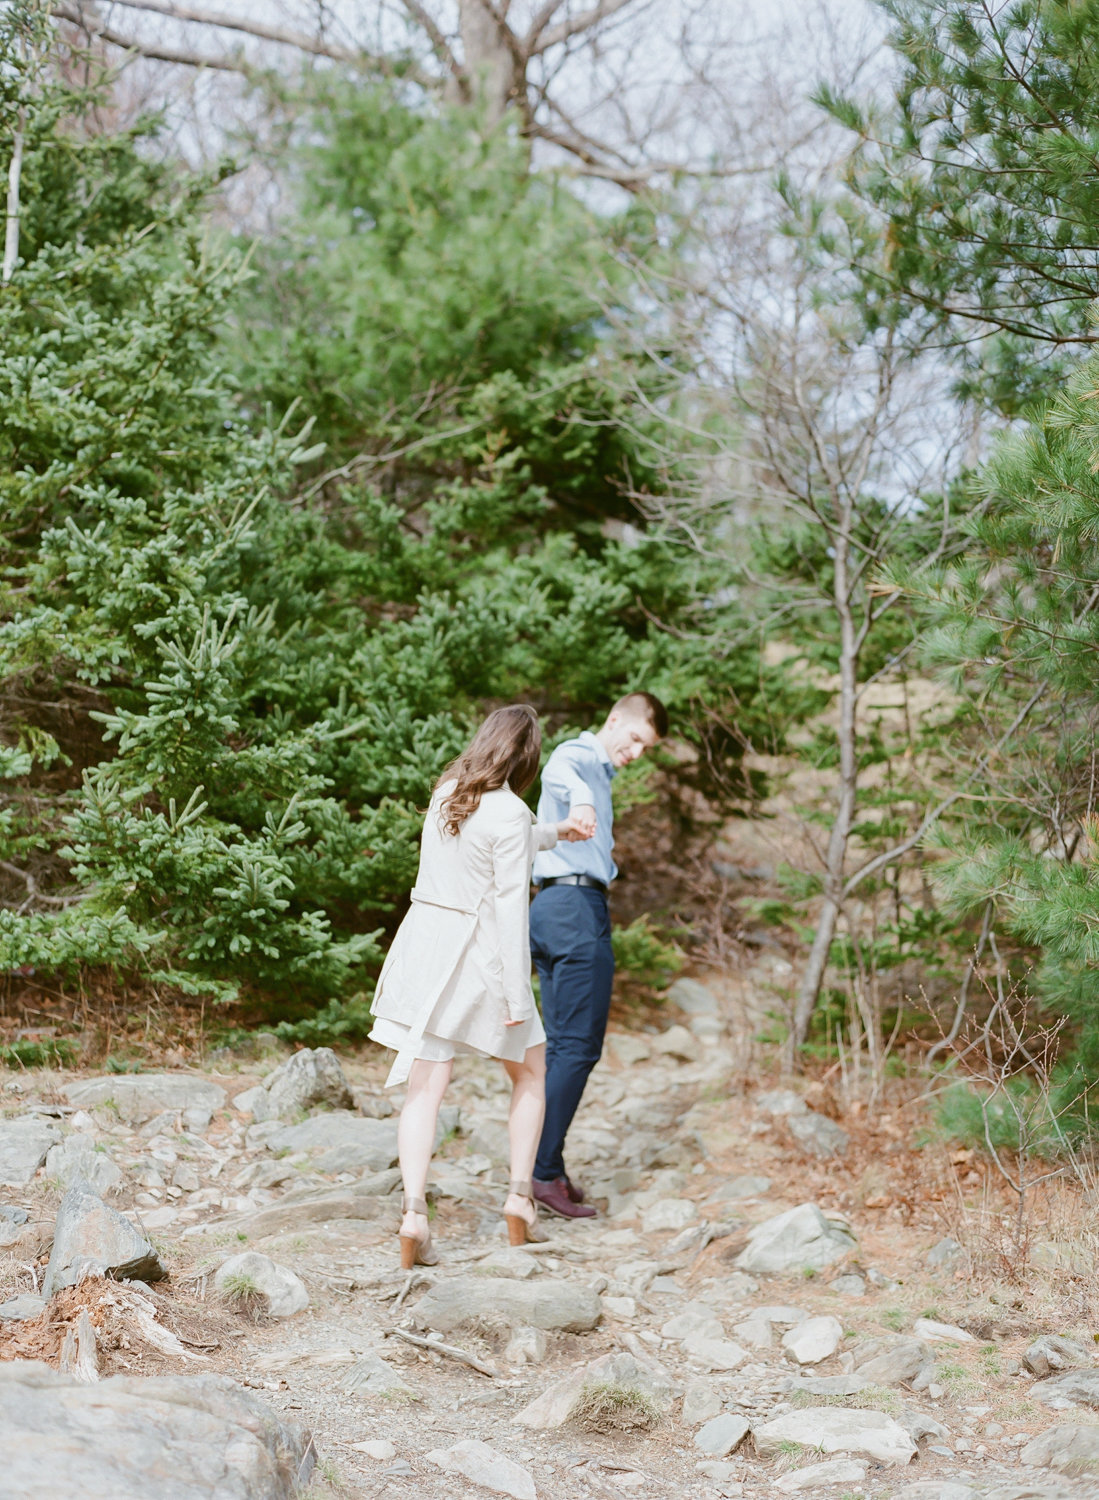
[435,705,541,837]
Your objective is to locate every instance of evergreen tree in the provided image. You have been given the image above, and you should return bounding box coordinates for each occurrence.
[822,0,1099,411]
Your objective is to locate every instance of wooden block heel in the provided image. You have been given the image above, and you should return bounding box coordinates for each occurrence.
[398,1194,439,1267]
[503,1179,549,1245]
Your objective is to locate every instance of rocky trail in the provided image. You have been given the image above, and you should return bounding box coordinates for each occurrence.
[2,975,1098,1500]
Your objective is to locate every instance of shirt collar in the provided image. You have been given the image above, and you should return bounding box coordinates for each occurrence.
[579,729,616,776]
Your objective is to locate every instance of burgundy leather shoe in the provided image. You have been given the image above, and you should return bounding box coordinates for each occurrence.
[564,1174,586,1204]
[533,1176,597,1219]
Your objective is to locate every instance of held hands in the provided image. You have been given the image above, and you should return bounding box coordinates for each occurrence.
[558,805,597,842]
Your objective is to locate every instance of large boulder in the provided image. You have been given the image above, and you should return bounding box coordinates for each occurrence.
[64,1075,225,1129]
[0,1362,311,1499]
[1021,1423,1099,1476]
[786,1111,849,1159]
[1034,1369,1099,1408]
[513,1352,674,1430]
[427,1440,536,1500]
[782,1315,843,1365]
[0,1117,61,1187]
[735,1203,856,1274]
[852,1336,934,1388]
[752,1406,916,1466]
[1024,1334,1093,1378]
[42,1181,165,1297]
[45,1136,122,1196]
[214,1253,308,1318]
[243,1048,353,1123]
[415,1276,601,1335]
[264,1113,398,1173]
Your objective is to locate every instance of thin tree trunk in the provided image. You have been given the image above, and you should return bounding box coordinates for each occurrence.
[788,521,859,1060]
[454,0,520,124]
[3,109,26,285]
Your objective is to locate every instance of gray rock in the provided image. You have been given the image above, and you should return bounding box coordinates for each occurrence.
[265,1112,398,1172]
[782,1315,843,1365]
[466,1122,511,1162]
[45,1136,122,1195]
[43,1181,165,1297]
[830,1273,866,1296]
[733,1314,773,1349]
[513,1351,673,1430]
[925,1235,965,1271]
[0,1117,61,1187]
[416,1277,601,1335]
[985,1486,1093,1500]
[853,1336,933,1388]
[775,1458,868,1493]
[0,1362,310,1499]
[752,1406,917,1465]
[650,1025,699,1061]
[250,1047,354,1123]
[641,1197,698,1233]
[707,1174,771,1202]
[1022,1422,1099,1473]
[214,1253,308,1318]
[784,1374,871,1397]
[427,1440,535,1500]
[0,1295,45,1322]
[682,1380,723,1425]
[681,1334,748,1371]
[505,1326,547,1365]
[693,1413,750,1455]
[892,1486,978,1500]
[64,1074,225,1128]
[899,1406,950,1445]
[787,1110,849,1159]
[913,1317,975,1343]
[735,1203,856,1274]
[755,1088,808,1116]
[339,1351,416,1398]
[0,1204,29,1225]
[892,1487,977,1500]
[662,1303,724,1340]
[1024,1334,1093,1378]
[606,1034,651,1066]
[1034,1369,1099,1407]
[667,978,719,1015]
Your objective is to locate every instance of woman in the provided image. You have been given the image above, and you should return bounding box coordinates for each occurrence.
[369,705,593,1267]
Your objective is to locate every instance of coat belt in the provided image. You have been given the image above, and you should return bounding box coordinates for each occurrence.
[409,887,478,918]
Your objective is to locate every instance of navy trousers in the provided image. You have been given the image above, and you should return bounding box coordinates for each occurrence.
[530,885,614,1183]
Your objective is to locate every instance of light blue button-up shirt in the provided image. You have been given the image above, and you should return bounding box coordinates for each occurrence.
[532,730,617,886]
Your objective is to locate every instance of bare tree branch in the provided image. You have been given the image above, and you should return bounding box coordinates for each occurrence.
[96,0,358,60]
[52,2,247,70]
[400,0,467,91]
[532,0,640,55]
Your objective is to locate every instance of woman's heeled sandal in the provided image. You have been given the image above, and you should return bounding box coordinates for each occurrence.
[504,1179,549,1246]
[399,1194,439,1268]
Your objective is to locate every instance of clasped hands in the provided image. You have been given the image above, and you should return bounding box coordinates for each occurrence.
[557,803,597,842]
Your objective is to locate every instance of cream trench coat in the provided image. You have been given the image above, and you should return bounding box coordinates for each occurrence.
[369,782,558,1086]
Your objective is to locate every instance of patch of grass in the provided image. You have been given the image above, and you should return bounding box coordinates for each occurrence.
[921,1306,946,1321]
[979,1345,1001,1377]
[0,1037,76,1068]
[219,1270,266,1320]
[791,1385,901,1417]
[105,1054,143,1073]
[880,1307,907,1331]
[568,1383,660,1433]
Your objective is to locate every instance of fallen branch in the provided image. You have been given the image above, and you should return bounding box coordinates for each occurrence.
[384,1326,497,1378]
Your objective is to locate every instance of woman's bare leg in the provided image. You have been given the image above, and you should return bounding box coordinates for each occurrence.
[398,1057,452,1241]
[502,1043,546,1226]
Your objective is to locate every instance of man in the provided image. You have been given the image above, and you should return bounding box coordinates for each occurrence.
[530,691,668,1218]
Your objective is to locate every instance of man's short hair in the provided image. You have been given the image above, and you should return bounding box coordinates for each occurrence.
[611,691,668,738]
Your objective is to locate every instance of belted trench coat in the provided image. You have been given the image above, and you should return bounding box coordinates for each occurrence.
[369,782,558,1086]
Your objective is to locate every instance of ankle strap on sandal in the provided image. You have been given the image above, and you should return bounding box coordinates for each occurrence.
[508,1180,533,1200]
[402,1194,429,1215]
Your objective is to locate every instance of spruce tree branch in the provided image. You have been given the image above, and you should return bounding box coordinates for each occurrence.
[90,0,358,60]
[51,2,247,70]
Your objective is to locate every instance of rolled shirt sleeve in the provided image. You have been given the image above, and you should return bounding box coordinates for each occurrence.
[542,742,597,809]
[534,821,559,852]
[492,808,537,1023]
